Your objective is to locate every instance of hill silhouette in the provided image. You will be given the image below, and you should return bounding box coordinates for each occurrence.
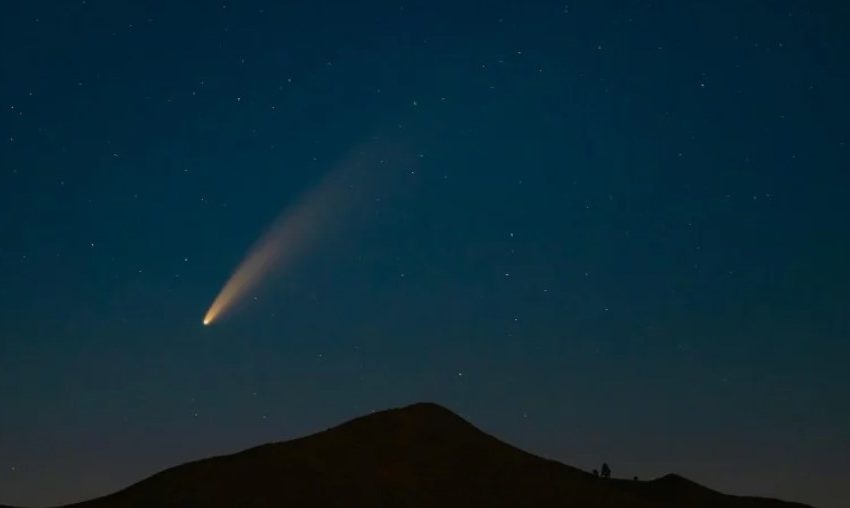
[6,403,814,508]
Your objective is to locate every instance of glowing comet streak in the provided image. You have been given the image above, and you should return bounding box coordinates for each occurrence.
[202,143,403,326]
[202,175,340,326]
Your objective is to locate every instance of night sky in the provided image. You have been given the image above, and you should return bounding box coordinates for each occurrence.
[2,1,849,507]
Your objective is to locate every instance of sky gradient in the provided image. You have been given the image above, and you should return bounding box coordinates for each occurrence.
[1,1,849,507]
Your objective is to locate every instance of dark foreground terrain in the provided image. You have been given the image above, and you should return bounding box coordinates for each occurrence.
[3,403,813,508]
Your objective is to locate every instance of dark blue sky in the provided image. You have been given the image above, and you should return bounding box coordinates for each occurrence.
[1,1,849,507]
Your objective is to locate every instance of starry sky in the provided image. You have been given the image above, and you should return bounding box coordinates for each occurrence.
[1,1,849,507]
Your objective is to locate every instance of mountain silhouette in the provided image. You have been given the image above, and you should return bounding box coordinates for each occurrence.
[5,403,813,508]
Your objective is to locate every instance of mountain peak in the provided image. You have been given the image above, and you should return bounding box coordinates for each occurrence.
[359,401,471,426]
[297,401,513,464]
[369,401,463,419]
[317,401,486,443]
[396,401,457,414]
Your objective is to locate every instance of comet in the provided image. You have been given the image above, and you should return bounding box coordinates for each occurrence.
[202,169,345,326]
[202,142,403,326]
